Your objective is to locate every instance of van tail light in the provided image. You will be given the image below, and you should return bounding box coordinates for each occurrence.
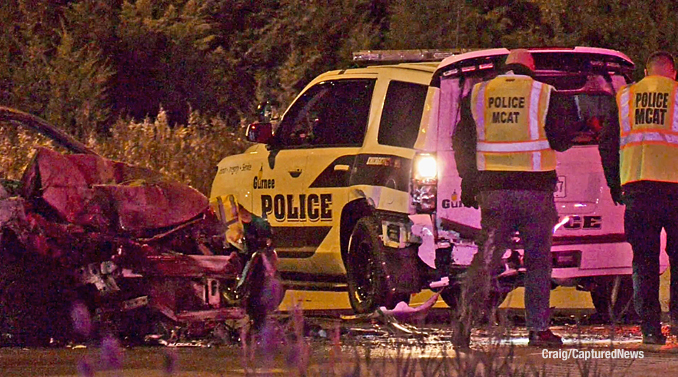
[411,153,438,213]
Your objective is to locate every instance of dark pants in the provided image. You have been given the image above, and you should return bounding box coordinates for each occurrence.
[625,193,678,335]
[475,190,558,331]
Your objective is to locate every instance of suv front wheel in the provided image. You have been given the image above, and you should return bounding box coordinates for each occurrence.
[346,217,407,313]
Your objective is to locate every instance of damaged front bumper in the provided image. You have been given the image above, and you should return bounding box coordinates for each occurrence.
[0,143,277,345]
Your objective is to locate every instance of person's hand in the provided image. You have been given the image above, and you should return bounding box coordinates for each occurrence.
[461,179,479,209]
[461,190,478,209]
[460,187,479,209]
[610,186,624,206]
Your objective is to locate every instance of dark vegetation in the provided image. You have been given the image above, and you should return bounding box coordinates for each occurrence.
[2,0,678,192]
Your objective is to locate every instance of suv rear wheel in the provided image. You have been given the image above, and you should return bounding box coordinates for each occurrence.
[346,217,406,313]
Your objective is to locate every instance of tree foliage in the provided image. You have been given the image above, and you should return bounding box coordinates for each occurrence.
[244,0,383,109]
[2,0,678,149]
[1,0,112,137]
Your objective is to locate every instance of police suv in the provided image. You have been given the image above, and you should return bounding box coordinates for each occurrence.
[210,47,669,316]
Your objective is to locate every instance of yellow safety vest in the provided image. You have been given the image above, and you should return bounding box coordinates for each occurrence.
[617,75,678,185]
[471,74,556,172]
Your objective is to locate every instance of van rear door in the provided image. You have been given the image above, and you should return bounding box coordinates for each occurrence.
[430,48,644,271]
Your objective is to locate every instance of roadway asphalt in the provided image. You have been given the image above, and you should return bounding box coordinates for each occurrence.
[2,310,678,377]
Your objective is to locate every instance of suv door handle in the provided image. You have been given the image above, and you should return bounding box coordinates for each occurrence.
[288,169,302,178]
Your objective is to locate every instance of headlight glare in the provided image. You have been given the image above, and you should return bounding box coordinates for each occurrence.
[411,153,438,213]
[414,154,437,181]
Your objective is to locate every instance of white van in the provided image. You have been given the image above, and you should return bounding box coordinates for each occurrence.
[413,47,669,318]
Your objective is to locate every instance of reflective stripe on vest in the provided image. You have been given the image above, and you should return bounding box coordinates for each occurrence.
[617,76,678,185]
[621,131,678,147]
[477,139,551,152]
[471,74,556,172]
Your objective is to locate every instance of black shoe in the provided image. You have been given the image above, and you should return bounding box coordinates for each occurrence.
[643,332,667,345]
[452,332,471,349]
[528,329,563,347]
[452,321,471,349]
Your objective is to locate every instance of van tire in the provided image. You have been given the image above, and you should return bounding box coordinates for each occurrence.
[346,217,403,314]
[590,275,638,324]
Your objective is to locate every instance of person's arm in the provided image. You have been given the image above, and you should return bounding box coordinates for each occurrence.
[544,91,583,152]
[452,95,479,208]
[598,97,623,204]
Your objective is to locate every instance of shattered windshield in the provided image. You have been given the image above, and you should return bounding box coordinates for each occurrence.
[1,107,90,187]
[0,123,64,193]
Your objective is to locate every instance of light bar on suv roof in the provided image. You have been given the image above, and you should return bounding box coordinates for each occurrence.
[352,49,476,63]
[443,61,497,77]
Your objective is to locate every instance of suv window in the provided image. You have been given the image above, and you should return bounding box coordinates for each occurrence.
[543,74,627,146]
[378,81,428,148]
[571,94,617,145]
[445,72,628,147]
[274,79,375,148]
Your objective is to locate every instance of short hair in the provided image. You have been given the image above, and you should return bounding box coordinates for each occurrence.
[646,51,675,71]
[505,49,535,71]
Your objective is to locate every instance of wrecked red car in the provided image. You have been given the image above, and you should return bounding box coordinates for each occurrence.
[0,107,282,346]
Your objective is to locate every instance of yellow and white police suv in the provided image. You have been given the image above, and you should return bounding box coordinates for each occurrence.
[210,47,669,316]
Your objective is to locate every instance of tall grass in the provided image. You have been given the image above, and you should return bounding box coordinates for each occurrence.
[233,308,631,377]
[0,123,59,183]
[0,109,249,195]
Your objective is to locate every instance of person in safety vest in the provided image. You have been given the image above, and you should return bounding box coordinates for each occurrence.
[453,49,581,347]
[599,51,678,345]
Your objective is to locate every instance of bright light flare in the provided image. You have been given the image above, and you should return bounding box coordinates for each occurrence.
[414,154,437,181]
[553,215,570,234]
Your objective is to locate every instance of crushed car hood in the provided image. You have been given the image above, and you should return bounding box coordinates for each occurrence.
[21,147,209,234]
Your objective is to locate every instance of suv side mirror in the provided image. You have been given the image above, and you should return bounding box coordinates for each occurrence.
[246,122,273,143]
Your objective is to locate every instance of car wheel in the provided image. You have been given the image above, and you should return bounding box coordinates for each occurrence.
[346,217,405,314]
[590,275,637,324]
[0,253,74,346]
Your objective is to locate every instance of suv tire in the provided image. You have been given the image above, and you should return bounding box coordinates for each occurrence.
[346,217,405,313]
